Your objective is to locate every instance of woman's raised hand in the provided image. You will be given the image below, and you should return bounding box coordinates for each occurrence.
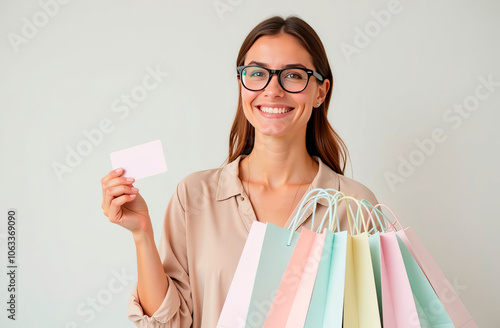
[101,168,152,236]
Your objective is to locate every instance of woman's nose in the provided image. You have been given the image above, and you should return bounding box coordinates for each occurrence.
[263,74,285,97]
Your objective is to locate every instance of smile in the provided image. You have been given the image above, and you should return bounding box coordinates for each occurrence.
[257,106,294,114]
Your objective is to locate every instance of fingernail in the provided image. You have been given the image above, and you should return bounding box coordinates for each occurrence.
[130,194,136,198]
[131,187,139,191]
[126,177,134,182]
[114,168,122,173]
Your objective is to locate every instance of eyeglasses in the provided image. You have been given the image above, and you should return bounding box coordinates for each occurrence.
[236,65,324,93]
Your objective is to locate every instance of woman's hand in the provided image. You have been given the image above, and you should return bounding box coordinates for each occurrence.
[101,168,152,236]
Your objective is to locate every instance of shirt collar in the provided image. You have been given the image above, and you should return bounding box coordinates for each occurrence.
[216,154,340,205]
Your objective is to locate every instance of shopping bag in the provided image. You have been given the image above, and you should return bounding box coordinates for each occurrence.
[303,225,348,328]
[396,234,454,327]
[263,228,317,327]
[341,196,382,328]
[380,231,420,327]
[285,229,327,328]
[322,230,348,327]
[302,190,348,328]
[287,189,344,328]
[368,231,383,321]
[369,203,477,328]
[216,221,267,328]
[362,199,385,322]
[245,223,300,327]
[302,229,334,328]
[247,188,338,328]
[397,228,478,328]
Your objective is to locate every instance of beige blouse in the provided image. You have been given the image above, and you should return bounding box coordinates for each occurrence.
[127,155,379,327]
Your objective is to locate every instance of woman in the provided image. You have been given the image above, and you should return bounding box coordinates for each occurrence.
[101,15,378,328]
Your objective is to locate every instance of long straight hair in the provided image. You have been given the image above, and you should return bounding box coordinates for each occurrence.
[226,15,349,175]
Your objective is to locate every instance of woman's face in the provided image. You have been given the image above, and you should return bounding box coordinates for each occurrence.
[239,33,330,140]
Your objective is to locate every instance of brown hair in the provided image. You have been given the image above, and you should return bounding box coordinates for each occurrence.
[226,15,349,175]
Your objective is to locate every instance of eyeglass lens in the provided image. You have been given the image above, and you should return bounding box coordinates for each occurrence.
[241,67,309,92]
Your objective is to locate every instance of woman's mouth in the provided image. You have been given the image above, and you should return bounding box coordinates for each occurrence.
[257,106,294,114]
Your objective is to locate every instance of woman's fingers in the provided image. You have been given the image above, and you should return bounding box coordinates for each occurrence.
[102,184,139,215]
[107,193,137,223]
[101,167,125,186]
[101,170,137,214]
[100,168,150,233]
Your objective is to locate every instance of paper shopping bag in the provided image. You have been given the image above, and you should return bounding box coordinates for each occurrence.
[380,231,420,328]
[396,235,454,327]
[369,231,383,321]
[397,228,478,328]
[321,230,348,327]
[302,229,348,328]
[263,228,317,327]
[245,223,300,327]
[285,229,326,328]
[217,221,267,328]
[302,229,334,328]
[343,231,382,328]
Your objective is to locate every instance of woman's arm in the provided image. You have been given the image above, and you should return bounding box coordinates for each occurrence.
[101,168,192,326]
[127,181,193,327]
[133,229,169,317]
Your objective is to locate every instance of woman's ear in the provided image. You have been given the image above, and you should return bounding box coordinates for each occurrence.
[316,78,330,106]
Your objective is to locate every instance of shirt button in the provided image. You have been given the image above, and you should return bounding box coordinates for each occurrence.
[241,196,245,201]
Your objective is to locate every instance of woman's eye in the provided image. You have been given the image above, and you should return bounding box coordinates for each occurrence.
[250,71,266,77]
[284,71,304,80]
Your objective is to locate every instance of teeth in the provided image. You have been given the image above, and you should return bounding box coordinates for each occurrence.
[259,107,292,114]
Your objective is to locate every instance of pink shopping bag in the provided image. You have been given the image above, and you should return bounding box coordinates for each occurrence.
[285,229,326,328]
[217,221,267,328]
[369,203,477,328]
[263,228,318,328]
[380,231,420,327]
[397,227,478,328]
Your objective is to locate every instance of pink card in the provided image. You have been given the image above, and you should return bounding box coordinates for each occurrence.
[110,140,167,180]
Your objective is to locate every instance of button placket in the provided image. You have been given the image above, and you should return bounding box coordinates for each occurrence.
[236,190,257,232]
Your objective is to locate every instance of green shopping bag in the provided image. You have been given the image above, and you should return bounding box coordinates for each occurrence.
[304,191,347,328]
[397,235,454,327]
[246,188,339,328]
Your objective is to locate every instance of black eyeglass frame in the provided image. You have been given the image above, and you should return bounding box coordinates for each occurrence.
[236,65,324,93]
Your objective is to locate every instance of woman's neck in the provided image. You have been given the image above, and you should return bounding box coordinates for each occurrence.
[241,135,318,189]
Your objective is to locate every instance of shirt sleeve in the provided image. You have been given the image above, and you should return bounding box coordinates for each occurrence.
[127,182,193,327]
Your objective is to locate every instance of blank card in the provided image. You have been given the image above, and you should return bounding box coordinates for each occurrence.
[110,140,167,180]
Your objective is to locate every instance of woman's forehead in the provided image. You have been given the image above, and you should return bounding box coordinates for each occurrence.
[244,34,314,68]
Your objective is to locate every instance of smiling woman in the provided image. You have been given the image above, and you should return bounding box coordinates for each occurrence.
[100,15,379,328]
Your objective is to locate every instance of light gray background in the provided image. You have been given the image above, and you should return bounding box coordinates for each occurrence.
[1,0,498,327]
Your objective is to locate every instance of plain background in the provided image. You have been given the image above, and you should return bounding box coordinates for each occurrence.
[1,0,498,327]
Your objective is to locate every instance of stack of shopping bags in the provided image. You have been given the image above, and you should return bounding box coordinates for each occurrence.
[217,188,477,328]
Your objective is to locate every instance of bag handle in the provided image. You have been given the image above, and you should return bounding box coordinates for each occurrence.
[359,199,388,233]
[369,203,404,231]
[358,200,403,232]
[336,196,367,235]
[286,188,341,246]
[320,190,345,233]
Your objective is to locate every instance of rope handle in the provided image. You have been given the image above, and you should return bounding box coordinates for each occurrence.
[359,199,388,233]
[336,196,367,235]
[286,188,341,246]
[369,203,404,231]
